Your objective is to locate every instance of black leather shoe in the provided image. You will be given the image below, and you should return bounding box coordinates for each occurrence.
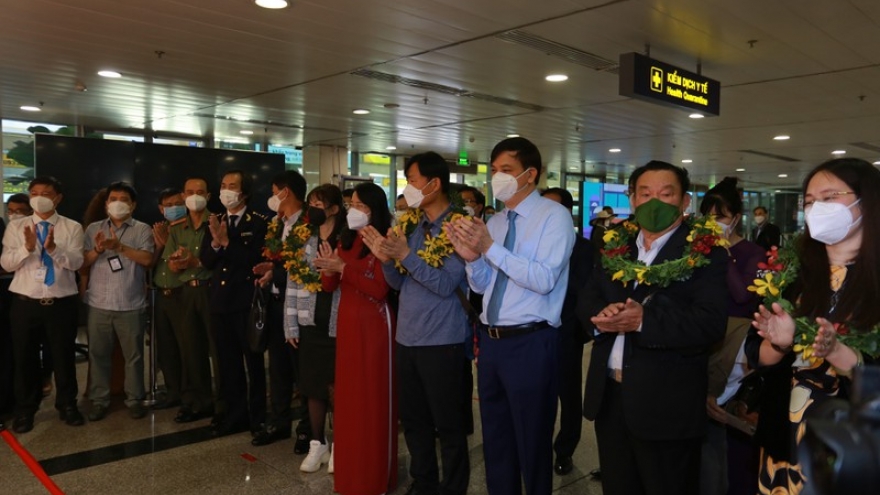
[151,398,181,410]
[251,424,292,446]
[12,415,34,433]
[59,405,85,426]
[293,431,310,454]
[174,407,211,423]
[554,456,574,476]
[212,420,249,437]
[589,468,602,480]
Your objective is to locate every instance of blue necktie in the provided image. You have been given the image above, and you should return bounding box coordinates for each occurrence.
[486,210,517,325]
[37,221,55,286]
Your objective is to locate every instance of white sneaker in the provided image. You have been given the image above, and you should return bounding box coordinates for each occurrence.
[300,440,330,473]
[327,443,334,474]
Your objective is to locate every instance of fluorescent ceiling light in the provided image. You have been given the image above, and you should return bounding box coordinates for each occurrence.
[778,174,788,178]
[609,148,621,153]
[352,109,370,115]
[681,159,693,164]
[689,113,704,119]
[97,70,122,78]
[385,146,397,150]
[736,168,746,172]
[20,105,41,112]
[832,150,846,155]
[775,190,782,193]
[240,130,254,135]
[773,135,790,141]
[255,0,288,8]
[545,74,568,82]
[506,134,519,138]
[874,161,880,166]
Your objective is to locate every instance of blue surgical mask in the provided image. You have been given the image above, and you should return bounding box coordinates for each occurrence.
[163,205,186,222]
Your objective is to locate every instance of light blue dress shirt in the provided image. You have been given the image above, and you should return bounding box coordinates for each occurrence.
[466,190,575,327]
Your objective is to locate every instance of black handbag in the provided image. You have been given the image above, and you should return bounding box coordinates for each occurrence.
[247,285,269,353]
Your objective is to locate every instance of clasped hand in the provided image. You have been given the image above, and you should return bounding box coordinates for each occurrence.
[753,303,839,358]
[444,216,492,262]
[313,240,344,274]
[208,215,229,248]
[23,224,55,253]
[590,298,643,333]
[360,225,408,263]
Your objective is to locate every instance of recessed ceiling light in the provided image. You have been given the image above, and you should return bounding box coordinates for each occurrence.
[609,148,621,153]
[97,70,122,78]
[385,146,397,151]
[545,74,568,82]
[506,134,520,138]
[352,109,370,115]
[689,113,705,119]
[255,0,288,8]
[778,174,788,178]
[568,166,579,171]
[681,159,693,164]
[874,161,880,166]
[832,150,846,155]
[736,168,746,172]
[775,189,782,193]
[773,135,790,141]
[240,130,254,135]
[20,105,41,112]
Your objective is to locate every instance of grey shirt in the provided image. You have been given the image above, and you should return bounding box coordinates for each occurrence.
[84,217,154,311]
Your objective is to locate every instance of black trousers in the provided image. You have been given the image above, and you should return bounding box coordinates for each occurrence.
[554,326,584,459]
[10,295,79,415]
[212,310,266,430]
[398,343,470,495]
[595,379,701,495]
[265,294,300,431]
[0,278,14,415]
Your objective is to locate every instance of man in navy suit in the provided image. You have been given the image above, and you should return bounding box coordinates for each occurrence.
[578,161,728,495]
[200,169,268,437]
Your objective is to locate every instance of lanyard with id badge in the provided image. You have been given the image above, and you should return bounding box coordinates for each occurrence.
[104,222,129,273]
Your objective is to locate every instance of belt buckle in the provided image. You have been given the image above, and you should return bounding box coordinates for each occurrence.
[39,297,54,306]
[487,327,501,339]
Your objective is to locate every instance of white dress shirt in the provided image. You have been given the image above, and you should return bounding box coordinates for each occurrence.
[1,212,84,298]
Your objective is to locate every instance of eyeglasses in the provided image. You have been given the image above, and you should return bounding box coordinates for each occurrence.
[803,191,856,208]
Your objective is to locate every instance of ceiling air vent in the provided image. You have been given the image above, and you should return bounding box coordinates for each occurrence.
[495,30,619,72]
[849,142,880,153]
[738,150,800,162]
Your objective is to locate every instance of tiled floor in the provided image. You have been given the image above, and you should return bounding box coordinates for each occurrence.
[0,341,603,495]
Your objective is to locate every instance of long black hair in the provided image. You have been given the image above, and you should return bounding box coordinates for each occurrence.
[307,184,346,247]
[700,177,743,235]
[797,158,880,329]
[340,182,391,258]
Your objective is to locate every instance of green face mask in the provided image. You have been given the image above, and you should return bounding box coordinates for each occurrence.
[634,198,681,233]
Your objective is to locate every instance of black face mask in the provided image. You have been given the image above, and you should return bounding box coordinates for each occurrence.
[307,206,326,226]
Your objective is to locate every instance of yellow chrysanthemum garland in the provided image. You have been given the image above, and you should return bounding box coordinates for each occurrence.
[600,216,730,288]
[263,215,323,292]
[747,243,880,363]
[394,207,469,274]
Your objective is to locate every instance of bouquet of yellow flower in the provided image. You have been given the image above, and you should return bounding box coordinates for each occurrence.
[600,216,730,288]
[264,215,322,292]
[748,244,880,362]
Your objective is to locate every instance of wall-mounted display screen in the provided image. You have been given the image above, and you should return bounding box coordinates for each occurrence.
[579,182,631,239]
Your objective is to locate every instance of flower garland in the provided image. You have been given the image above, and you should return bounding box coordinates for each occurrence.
[263,215,323,292]
[748,244,880,363]
[600,216,730,288]
[393,207,468,274]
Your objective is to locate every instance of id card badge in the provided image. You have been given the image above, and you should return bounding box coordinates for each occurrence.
[107,255,124,272]
[34,266,47,283]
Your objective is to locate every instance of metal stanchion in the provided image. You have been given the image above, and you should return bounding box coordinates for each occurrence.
[143,272,158,407]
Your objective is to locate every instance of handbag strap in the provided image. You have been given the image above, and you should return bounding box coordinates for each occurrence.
[454,288,480,325]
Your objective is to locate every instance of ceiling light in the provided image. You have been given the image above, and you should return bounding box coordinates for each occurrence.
[681,159,693,164]
[385,146,397,151]
[506,134,520,138]
[545,74,568,82]
[568,166,580,171]
[255,0,288,8]
[20,105,41,112]
[775,190,782,193]
[689,113,704,119]
[240,130,254,135]
[778,174,788,178]
[97,70,122,78]
[609,148,621,153]
[832,150,846,155]
[874,161,880,166]
[736,168,746,172]
[773,135,790,141]
[352,109,370,115]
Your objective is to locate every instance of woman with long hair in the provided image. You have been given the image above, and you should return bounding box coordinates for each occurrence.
[747,158,880,494]
[314,182,397,495]
[283,184,346,473]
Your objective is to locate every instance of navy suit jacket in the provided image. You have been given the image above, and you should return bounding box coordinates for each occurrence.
[578,222,728,440]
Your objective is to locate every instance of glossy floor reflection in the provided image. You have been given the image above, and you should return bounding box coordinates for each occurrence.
[0,343,603,495]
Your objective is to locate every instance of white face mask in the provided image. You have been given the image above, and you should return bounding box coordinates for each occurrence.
[30,196,55,214]
[491,169,530,202]
[716,216,739,238]
[805,199,862,245]
[107,201,132,220]
[754,215,766,225]
[347,208,370,231]
[267,190,287,213]
[8,213,26,222]
[219,189,242,209]
[403,180,435,209]
[463,205,476,217]
[185,194,207,213]
[393,210,406,221]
